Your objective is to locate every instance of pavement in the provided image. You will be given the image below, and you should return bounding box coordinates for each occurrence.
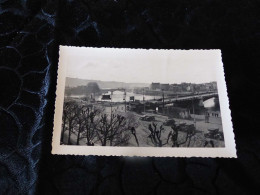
[63,98,224,147]
[126,112,225,147]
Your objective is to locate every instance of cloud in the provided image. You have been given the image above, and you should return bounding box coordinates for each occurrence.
[65,48,218,84]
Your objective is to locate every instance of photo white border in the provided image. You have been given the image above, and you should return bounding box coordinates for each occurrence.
[52,46,237,158]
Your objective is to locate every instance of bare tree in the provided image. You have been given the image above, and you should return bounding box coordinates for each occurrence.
[147,123,165,147]
[62,102,139,146]
[74,105,86,145]
[61,101,69,143]
[65,102,103,146]
[61,101,77,144]
[125,112,140,146]
[146,122,196,147]
[81,106,102,146]
[95,112,133,146]
[66,102,78,145]
[167,124,196,147]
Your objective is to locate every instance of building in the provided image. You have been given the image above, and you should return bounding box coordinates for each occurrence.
[169,84,182,92]
[196,84,207,92]
[211,82,217,90]
[180,82,189,92]
[150,82,161,90]
[186,85,192,92]
[189,84,195,92]
[143,87,150,91]
[150,82,217,93]
[160,83,170,91]
[160,105,191,119]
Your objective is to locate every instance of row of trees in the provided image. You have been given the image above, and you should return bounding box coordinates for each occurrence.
[61,101,139,146]
[61,101,202,147]
[65,82,101,96]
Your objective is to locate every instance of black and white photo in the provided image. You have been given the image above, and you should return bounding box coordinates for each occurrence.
[52,46,236,157]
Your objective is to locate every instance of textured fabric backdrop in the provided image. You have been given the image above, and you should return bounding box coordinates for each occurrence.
[0,0,260,194]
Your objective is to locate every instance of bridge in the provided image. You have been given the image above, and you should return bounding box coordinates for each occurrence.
[146,92,218,105]
[98,89,218,105]
[100,88,128,93]
[166,92,217,102]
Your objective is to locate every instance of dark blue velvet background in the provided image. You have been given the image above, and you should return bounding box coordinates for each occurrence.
[0,0,260,194]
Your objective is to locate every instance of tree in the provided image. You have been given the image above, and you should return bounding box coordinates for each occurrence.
[125,112,140,146]
[147,123,165,147]
[61,100,139,146]
[74,105,86,145]
[61,102,69,143]
[95,112,133,146]
[167,124,196,147]
[81,106,102,146]
[61,101,77,144]
[63,102,103,146]
[147,123,196,147]
[66,102,78,145]
[86,82,100,94]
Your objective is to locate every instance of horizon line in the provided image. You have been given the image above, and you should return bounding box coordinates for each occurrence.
[66,76,217,85]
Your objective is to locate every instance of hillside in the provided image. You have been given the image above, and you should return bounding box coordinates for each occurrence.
[65,77,150,89]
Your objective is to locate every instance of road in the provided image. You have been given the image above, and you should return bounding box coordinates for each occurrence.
[63,96,224,147]
[121,111,224,148]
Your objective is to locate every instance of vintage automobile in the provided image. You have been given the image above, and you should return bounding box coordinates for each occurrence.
[204,128,224,141]
[163,119,176,126]
[176,123,195,133]
[139,115,155,121]
[175,122,187,129]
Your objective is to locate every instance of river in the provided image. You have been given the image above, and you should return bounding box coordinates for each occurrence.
[69,91,218,109]
[98,90,161,102]
[203,97,217,108]
[69,90,161,102]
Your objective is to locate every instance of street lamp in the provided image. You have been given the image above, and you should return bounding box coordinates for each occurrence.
[162,89,165,114]
[192,97,196,129]
[110,91,113,117]
[124,89,126,112]
[143,88,145,113]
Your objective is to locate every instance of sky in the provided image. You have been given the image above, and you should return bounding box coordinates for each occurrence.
[63,47,221,84]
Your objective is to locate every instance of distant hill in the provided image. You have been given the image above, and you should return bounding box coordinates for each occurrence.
[65,77,150,89]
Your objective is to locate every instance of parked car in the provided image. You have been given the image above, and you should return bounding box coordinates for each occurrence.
[176,122,186,129]
[163,119,176,126]
[175,123,195,132]
[204,128,224,141]
[139,115,155,121]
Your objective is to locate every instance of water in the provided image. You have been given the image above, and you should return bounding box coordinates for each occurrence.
[203,97,215,108]
[69,92,218,108]
[98,90,161,102]
[70,95,85,98]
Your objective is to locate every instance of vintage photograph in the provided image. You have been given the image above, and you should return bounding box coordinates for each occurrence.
[52,47,236,157]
